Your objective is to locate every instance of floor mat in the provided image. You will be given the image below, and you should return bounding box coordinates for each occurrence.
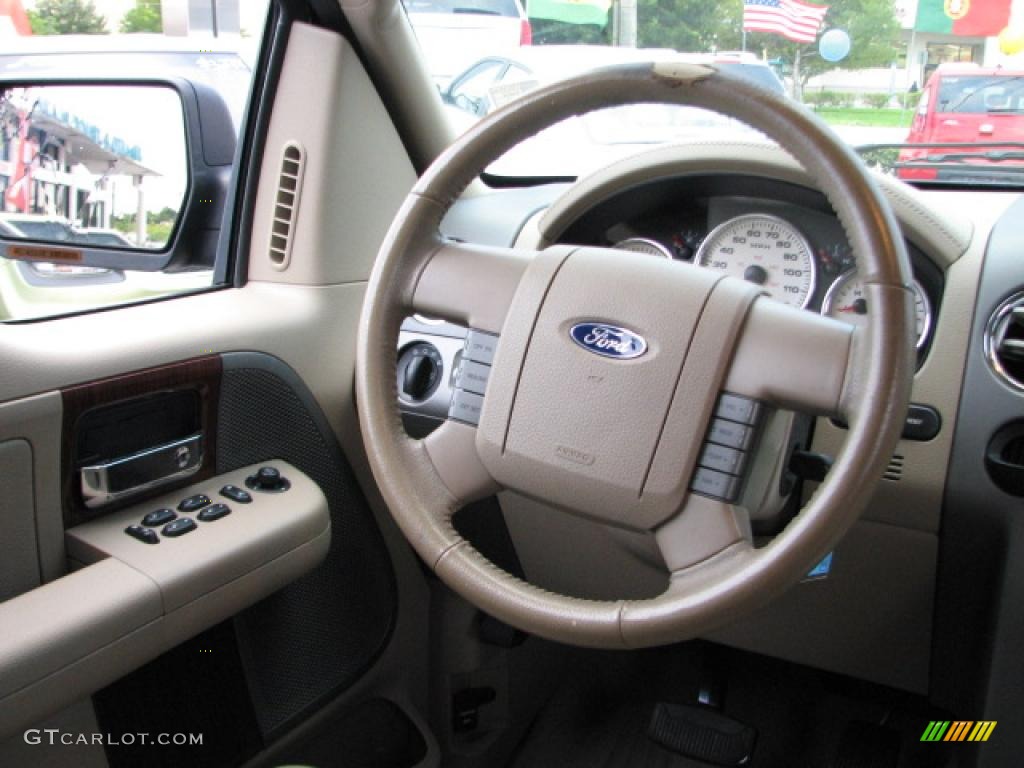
[508,643,951,768]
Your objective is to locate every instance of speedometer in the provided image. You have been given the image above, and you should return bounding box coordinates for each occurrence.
[694,214,817,309]
[822,270,932,349]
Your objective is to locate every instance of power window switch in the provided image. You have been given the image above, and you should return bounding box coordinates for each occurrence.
[141,508,176,527]
[178,494,211,512]
[198,503,231,522]
[162,518,198,537]
[125,525,159,544]
[220,484,252,504]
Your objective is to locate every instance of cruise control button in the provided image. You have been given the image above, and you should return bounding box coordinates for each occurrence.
[464,329,499,365]
[125,525,159,544]
[715,394,761,426]
[699,443,746,476]
[450,389,485,426]
[456,359,490,395]
[178,494,212,512]
[162,518,198,537]
[142,508,176,527]
[198,503,231,522]
[707,418,754,451]
[690,467,740,502]
[220,484,252,504]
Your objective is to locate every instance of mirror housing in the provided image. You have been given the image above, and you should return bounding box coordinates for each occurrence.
[0,77,236,273]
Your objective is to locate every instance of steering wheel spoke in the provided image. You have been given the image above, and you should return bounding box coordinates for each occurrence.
[723,295,856,421]
[411,241,532,334]
[423,419,501,508]
[655,494,753,573]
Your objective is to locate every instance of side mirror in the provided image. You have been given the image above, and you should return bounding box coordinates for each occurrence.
[0,78,235,273]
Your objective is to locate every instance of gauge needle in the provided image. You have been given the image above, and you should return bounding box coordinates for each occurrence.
[837,298,868,315]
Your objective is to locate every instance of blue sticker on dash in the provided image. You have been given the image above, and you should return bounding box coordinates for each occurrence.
[804,552,834,581]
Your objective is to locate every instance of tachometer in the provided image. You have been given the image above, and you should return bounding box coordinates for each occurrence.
[822,270,932,349]
[694,214,817,308]
[614,237,674,259]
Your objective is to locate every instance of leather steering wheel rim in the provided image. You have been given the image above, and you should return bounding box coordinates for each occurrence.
[356,62,915,649]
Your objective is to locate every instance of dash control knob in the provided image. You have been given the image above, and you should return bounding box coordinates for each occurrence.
[245,465,291,493]
[397,342,443,402]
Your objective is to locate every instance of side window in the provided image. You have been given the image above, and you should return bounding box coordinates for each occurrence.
[0,2,270,322]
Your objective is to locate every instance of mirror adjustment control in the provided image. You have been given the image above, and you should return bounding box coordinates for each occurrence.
[220,484,252,504]
[125,524,159,544]
[178,494,212,512]
[162,518,197,537]
[141,508,176,527]
[197,503,231,522]
[246,466,291,493]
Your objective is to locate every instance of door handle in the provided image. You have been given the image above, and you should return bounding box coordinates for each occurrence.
[80,433,203,508]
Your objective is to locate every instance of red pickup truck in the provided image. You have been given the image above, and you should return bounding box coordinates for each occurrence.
[898,63,1024,183]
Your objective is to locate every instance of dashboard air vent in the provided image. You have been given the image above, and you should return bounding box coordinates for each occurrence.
[986,292,1024,392]
[268,142,305,270]
[883,454,904,482]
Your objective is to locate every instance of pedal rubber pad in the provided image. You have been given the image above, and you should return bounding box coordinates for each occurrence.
[647,702,757,766]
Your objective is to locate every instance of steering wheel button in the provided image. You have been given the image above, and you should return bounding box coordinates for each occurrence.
[708,419,754,450]
[716,394,761,425]
[699,443,747,476]
[464,329,499,365]
[690,468,740,502]
[456,359,491,395]
[450,389,485,426]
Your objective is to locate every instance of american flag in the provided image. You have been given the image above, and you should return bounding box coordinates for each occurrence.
[743,0,829,44]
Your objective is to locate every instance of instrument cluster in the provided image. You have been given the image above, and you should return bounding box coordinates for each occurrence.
[605,196,938,352]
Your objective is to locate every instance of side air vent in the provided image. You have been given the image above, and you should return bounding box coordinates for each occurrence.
[883,454,904,482]
[268,142,305,270]
[985,291,1024,392]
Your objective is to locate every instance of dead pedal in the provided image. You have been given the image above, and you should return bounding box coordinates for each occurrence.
[646,702,756,766]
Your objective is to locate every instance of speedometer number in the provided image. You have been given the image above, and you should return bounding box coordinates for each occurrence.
[694,214,817,309]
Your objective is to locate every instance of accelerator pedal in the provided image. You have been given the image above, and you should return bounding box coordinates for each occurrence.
[647,702,756,766]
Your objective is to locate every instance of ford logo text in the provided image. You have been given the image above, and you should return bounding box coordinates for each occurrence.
[569,323,647,360]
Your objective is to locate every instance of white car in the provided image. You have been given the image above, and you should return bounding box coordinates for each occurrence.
[402,0,531,82]
[441,47,784,176]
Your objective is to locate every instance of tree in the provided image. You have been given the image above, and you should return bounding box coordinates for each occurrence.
[637,0,741,52]
[28,0,107,35]
[627,0,899,100]
[120,0,162,34]
[746,0,900,100]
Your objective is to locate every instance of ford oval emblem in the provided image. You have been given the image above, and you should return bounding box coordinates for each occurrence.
[570,322,647,360]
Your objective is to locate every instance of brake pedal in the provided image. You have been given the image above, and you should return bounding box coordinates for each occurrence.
[647,701,756,766]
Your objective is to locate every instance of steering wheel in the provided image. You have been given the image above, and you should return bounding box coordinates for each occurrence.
[356,62,915,648]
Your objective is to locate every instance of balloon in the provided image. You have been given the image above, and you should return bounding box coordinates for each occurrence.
[999,25,1024,56]
[819,28,851,63]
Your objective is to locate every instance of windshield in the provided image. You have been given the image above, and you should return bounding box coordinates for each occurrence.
[404,0,1024,186]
